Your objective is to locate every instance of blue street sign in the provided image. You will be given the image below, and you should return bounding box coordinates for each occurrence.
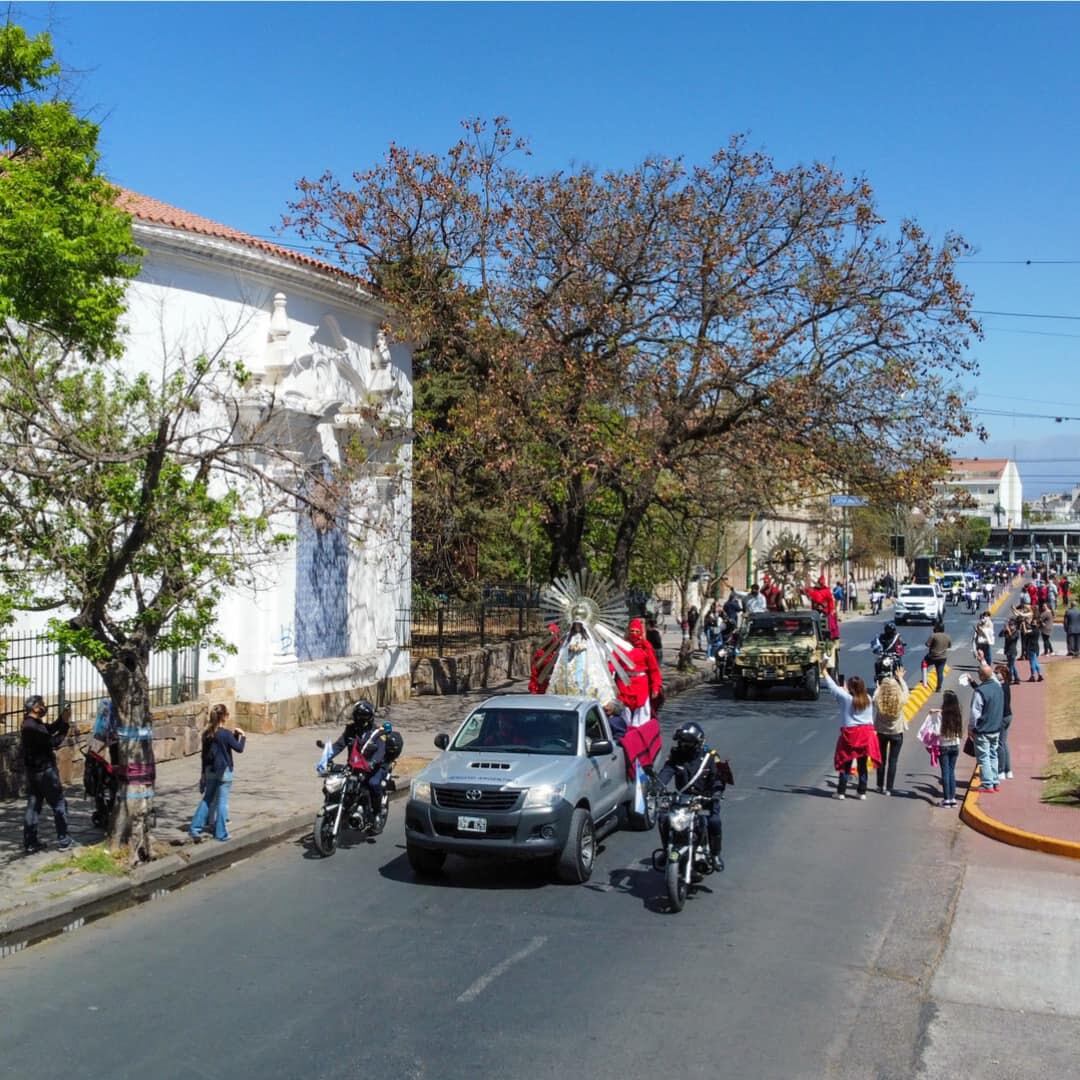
[829,494,867,508]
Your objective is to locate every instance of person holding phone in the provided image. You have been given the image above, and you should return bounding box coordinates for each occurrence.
[189,704,245,842]
[21,695,74,854]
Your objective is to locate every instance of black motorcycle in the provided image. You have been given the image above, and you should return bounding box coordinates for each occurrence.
[652,790,719,913]
[312,739,396,857]
[873,650,904,685]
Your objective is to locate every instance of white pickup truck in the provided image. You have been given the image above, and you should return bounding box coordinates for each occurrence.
[404,694,656,883]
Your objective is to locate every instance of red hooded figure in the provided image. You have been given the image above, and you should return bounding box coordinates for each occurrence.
[761,573,784,612]
[804,576,840,641]
[529,623,562,694]
[616,618,663,718]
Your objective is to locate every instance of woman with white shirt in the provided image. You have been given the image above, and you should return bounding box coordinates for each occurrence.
[821,663,881,799]
[972,612,994,667]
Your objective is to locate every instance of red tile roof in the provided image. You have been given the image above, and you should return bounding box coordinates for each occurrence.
[117,188,362,284]
[950,457,1009,477]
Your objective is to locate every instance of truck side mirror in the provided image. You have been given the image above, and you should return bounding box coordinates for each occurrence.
[434,733,449,750]
[588,738,613,756]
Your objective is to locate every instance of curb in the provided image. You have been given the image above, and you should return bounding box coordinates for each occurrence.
[1,668,711,957]
[960,776,1080,860]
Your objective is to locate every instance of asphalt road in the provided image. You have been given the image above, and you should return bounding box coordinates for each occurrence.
[0,602,987,1080]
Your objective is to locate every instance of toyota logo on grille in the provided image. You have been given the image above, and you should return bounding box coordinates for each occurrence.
[465,789,483,802]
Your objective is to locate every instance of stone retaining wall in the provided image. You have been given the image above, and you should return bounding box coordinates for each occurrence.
[410,636,539,694]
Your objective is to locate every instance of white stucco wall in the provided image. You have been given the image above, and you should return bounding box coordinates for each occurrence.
[119,226,413,702]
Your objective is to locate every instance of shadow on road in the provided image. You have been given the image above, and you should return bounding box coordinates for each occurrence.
[376,845,550,890]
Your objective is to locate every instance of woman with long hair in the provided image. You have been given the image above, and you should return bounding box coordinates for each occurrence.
[873,669,910,795]
[925,690,965,807]
[821,662,881,800]
[189,703,245,842]
[993,662,1014,781]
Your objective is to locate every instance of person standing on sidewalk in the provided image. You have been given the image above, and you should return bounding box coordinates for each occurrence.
[965,663,1004,793]
[1022,609,1043,681]
[972,611,994,667]
[923,690,964,807]
[872,668,910,795]
[21,695,74,854]
[993,662,1014,781]
[999,617,1022,684]
[1063,600,1080,657]
[1038,602,1056,656]
[924,620,951,693]
[189,704,245,842]
[822,664,880,800]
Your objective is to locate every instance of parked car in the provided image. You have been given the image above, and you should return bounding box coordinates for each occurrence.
[894,584,945,625]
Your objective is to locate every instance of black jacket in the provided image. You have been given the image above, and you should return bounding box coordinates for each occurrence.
[21,713,70,772]
[658,747,727,798]
[331,722,387,769]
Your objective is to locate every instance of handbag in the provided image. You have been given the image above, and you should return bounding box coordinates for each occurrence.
[962,734,976,757]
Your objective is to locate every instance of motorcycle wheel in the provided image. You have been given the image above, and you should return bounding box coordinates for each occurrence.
[666,854,688,913]
[313,808,337,857]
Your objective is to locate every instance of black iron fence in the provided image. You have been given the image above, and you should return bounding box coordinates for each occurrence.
[398,600,545,659]
[0,634,200,736]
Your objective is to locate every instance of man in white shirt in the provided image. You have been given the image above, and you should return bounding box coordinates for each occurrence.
[744,583,767,614]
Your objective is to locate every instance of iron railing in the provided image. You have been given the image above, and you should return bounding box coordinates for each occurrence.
[0,634,199,736]
[399,600,545,659]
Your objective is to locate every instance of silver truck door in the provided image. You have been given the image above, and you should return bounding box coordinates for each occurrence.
[584,705,622,819]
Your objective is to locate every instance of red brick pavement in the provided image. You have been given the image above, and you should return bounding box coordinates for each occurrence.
[961,654,1080,856]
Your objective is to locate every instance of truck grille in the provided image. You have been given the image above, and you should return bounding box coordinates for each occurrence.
[433,786,521,811]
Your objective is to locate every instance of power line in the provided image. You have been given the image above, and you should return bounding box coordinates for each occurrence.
[959,259,1080,265]
[972,308,1080,321]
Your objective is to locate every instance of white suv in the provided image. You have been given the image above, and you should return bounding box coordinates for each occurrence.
[894,584,945,625]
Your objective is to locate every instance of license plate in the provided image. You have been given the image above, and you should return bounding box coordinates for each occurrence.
[457,815,487,833]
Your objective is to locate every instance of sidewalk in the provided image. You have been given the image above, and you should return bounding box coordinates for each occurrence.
[1,619,705,954]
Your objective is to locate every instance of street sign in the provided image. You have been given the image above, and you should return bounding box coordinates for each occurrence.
[829,494,867,508]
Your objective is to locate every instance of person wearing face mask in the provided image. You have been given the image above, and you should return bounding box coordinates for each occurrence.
[21,695,74,854]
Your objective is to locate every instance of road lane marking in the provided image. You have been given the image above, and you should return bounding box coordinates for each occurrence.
[457,936,547,1003]
[848,643,870,653]
[754,756,781,777]
[797,730,817,745]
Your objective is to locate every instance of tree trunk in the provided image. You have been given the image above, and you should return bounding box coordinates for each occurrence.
[609,494,651,590]
[545,477,588,580]
[101,654,156,865]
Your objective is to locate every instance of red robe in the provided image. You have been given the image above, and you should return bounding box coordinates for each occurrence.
[615,641,663,710]
[804,583,840,640]
[619,717,663,779]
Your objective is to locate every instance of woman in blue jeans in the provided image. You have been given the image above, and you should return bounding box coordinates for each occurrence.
[190,704,245,842]
[994,663,1014,780]
[931,690,964,807]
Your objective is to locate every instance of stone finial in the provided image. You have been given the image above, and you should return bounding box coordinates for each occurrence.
[265,292,291,386]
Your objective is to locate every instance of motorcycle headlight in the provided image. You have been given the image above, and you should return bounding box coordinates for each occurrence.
[669,807,693,831]
[410,780,432,802]
[324,773,346,794]
[523,783,566,809]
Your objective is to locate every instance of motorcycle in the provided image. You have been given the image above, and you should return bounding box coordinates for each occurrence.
[873,649,904,685]
[312,737,396,857]
[652,790,719,913]
[711,624,739,684]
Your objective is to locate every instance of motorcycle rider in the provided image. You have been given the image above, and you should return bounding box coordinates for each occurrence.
[316,702,389,822]
[871,621,906,683]
[656,722,727,871]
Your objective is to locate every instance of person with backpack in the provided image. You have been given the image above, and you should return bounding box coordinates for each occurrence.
[190,704,245,842]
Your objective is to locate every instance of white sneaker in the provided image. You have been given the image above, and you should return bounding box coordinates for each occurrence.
[858,793,867,800]
[1005,771,1014,779]
[834,793,845,800]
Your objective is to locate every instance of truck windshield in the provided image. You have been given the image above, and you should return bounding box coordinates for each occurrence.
[746,618,814,638]
[450,708,579,755]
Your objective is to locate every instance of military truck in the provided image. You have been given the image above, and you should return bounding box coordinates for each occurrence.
[732,609,833,701]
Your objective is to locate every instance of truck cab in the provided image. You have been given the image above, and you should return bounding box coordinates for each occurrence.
[404,694,654,883]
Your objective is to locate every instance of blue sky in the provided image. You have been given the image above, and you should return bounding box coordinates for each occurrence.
[21,1,1080,495]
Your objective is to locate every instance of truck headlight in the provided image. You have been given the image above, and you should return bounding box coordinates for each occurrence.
[410,780,432,802]
[523,783,566,809]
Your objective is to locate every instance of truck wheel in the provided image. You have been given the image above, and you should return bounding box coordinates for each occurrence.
[733,677,747,700]
[803,667,820,701]
[406,841,446,877]
[555,808,595,883]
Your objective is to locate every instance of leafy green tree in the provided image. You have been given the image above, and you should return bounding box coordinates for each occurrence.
[0,25,328,860]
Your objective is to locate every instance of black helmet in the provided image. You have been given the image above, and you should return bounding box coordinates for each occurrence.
[884,622,896,636]
[674,722,705,752]
[351,701,376,727]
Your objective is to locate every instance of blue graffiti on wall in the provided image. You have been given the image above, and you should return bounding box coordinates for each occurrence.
[295,470,348,661]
